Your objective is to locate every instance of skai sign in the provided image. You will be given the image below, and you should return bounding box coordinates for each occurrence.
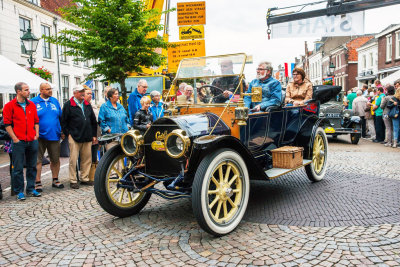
[271,12,364,38]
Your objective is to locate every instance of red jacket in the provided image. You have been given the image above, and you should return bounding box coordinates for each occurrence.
[3,98,39,141]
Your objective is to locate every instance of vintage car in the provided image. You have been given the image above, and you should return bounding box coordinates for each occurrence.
[317,88,362,144]
[94,54,339,236]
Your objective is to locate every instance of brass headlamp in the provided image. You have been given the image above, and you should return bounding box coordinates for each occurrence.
[120,130,144,156]
[165,129,191,158]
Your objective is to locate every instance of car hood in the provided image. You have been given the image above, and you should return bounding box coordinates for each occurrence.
[148,112,231,138]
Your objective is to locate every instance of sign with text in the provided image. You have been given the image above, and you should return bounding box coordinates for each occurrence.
[271,11,364,38]
[168,40,206,72]
[177,1,206,26]
[179,25,204,40]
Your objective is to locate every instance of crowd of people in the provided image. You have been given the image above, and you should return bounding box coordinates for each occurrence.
[0,61,319,201]
[1,60,398,201]
[0,79,164,200]
[345,79,400,147]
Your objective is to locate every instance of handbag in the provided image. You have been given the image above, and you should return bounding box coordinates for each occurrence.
[388,105,399,119]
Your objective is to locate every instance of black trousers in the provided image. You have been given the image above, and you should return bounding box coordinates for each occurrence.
[375,115,385,142]
[360,116,366,137]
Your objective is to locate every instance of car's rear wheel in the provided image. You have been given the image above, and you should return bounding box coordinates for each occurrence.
[350,123,361,144]
[94,145,151,218]
[350,133,361,144]
[192,149,250,236]
[305,127,328,182]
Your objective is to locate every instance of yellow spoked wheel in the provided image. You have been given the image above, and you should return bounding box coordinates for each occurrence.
[192,149,249,236]
[94,145,151,218]
[306,127,328,182]
[312,134,325,174]
[207,161,242,224]
[106,155,145,208]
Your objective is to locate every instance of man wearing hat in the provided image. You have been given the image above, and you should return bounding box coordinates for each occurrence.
[61,85,97,189]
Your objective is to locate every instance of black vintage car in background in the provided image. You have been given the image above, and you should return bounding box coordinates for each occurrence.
[317,87,362,144]
[94,54,340,236]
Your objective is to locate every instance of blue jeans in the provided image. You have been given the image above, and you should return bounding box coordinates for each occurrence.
[12,140,38,194]
[393,117,400,142]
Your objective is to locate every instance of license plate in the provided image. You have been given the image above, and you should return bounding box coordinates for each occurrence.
[325,127,336,134]
[326,113,341,118]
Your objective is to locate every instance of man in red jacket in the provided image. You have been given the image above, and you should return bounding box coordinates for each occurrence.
[3,82,40,200]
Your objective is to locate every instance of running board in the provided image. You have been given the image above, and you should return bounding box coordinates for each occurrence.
[265,159,312,179]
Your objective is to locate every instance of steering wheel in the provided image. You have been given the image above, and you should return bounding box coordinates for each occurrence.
[198,85,225,103]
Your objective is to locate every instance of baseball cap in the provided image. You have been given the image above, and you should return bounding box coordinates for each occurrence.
[73,85,85,92]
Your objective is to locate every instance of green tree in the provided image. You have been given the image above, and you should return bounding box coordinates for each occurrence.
[47,0,171,107]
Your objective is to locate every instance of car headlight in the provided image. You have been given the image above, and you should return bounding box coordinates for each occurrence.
[343,110,351,118]
[120,130,143,156]
[165,129,191,158]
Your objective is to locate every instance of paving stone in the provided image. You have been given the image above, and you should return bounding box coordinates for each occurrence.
[0,144,399,266]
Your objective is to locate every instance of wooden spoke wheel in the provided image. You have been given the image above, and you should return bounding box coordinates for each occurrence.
[94,145,151,217]
[305,127,328,182]
[192,149,249,236]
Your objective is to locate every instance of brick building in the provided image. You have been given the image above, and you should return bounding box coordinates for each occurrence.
[376,24,400,84]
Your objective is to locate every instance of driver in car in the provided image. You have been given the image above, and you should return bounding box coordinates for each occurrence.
[211,59,246,103]
[244,61,282,112]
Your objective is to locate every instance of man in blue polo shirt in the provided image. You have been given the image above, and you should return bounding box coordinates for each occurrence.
[31,83,64,192]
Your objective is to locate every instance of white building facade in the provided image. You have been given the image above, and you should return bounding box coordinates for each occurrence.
[356,39,378,88]
[0,0,104,109]
[308,51,322,85]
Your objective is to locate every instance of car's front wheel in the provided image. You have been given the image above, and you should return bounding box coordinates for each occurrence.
[94,145,151,218]
[192,149,250,236]
[305,127,328,182]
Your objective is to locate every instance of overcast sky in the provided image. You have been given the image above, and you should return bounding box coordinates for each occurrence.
[166,0,400,80]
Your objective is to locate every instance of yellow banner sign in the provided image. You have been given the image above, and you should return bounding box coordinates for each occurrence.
[168,40,206,72]
[177,1,206,26]
[179,25,204,40]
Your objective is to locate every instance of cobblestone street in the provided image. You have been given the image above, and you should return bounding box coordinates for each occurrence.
[0,137,400,266]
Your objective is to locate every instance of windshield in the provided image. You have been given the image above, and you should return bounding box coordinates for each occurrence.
[176,54,247,79]
[171,54,247,105]
[328,91,344,103]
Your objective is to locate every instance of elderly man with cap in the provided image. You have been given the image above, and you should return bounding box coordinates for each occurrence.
[61,85,97,189]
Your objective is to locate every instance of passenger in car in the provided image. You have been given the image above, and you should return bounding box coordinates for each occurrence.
[244,61,282,112]
[285,67,313,106]
[177,85,194,104]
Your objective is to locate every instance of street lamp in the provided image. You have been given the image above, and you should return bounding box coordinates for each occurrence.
[21,28,39,68]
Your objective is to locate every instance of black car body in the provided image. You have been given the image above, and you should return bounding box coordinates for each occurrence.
[94,54,340,236]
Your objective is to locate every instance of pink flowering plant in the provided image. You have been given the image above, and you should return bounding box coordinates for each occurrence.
[28,66,52,81]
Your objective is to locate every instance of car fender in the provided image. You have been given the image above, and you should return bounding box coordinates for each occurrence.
[185,135,267,183]
[295,116,330,159]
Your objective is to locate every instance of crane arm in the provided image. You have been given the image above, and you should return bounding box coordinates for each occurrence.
[267,0,400,26]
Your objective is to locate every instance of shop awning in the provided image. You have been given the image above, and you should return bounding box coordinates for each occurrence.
[0,55,54,94]
[380,69,400,85]
[356,75,376,81]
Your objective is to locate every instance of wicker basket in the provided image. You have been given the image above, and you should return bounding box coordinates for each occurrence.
[271,146,304,169]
